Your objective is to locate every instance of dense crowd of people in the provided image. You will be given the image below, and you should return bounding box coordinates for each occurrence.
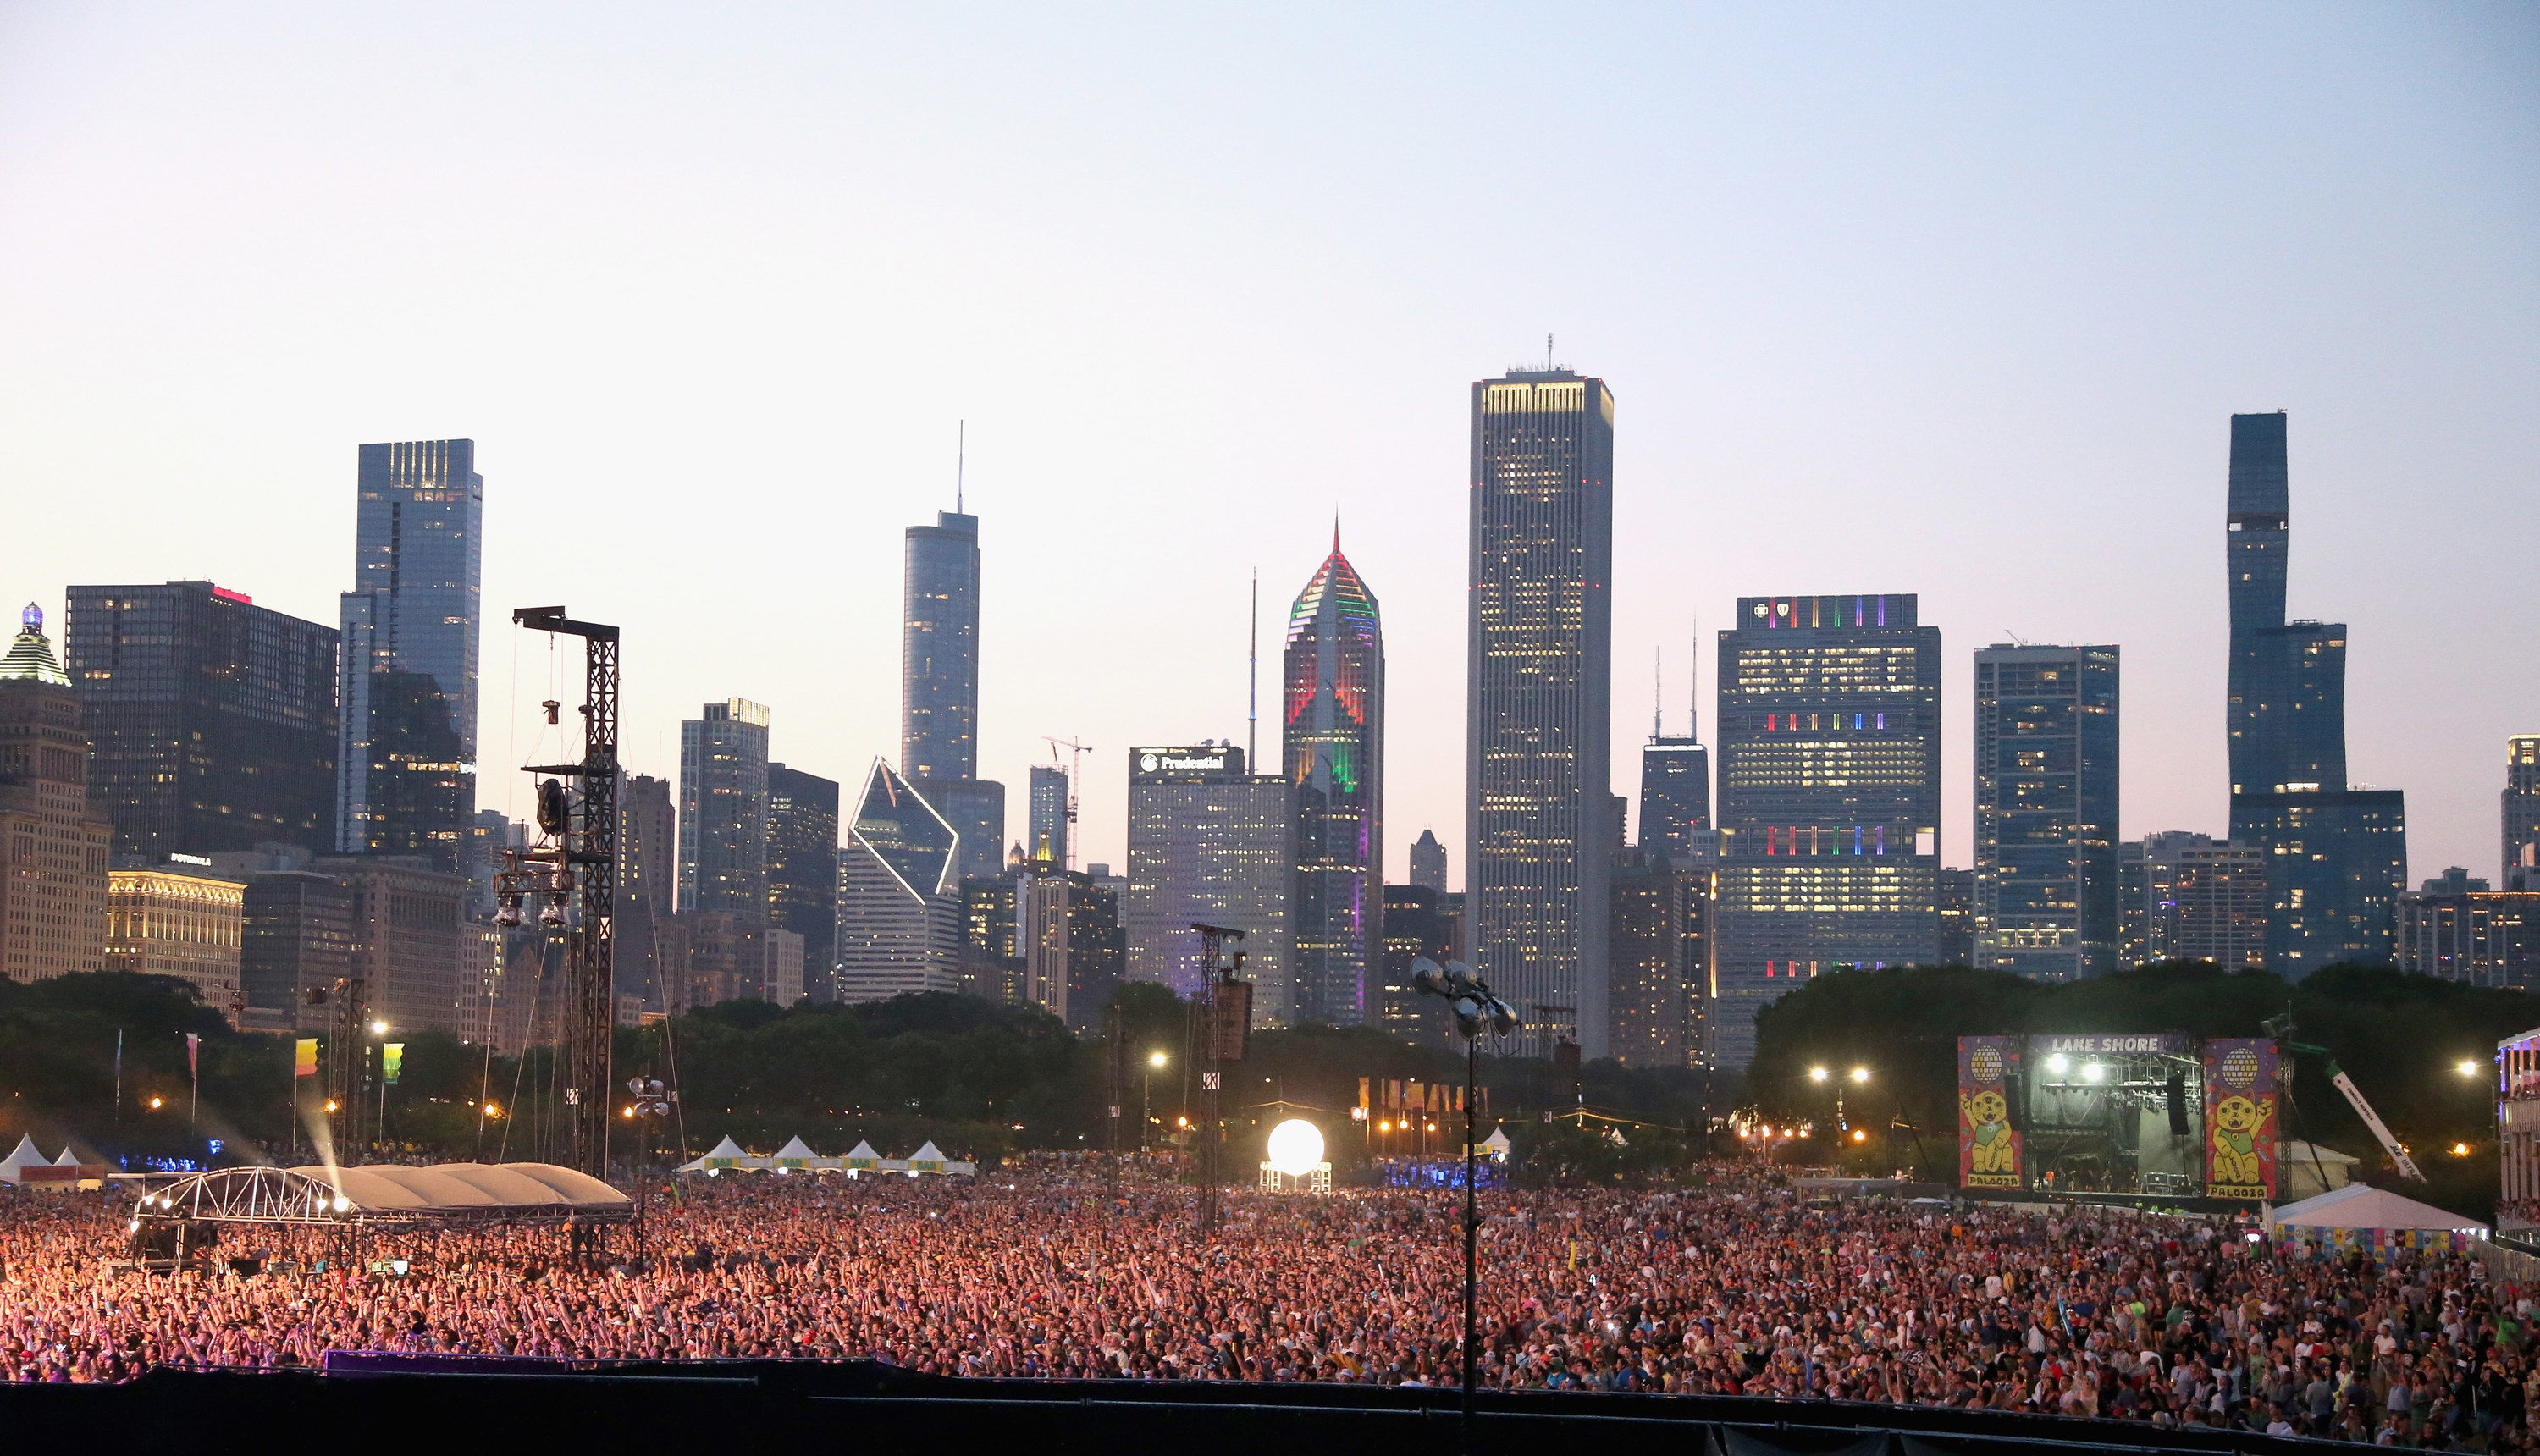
[3,1161,2535,1448]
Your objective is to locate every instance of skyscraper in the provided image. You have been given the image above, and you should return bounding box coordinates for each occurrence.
[1638,736,1711,861]
[1124,744,1292,1021]
[1606,848,1707,1068]
[767,763,839,995]
[678,699,770,918]
[1971,643,2120,982]
[1408,830,1448,896]
[903,509,1005,884]
[1466,367,1614,1056]
[834,760,962,1002]
[65,582,339,860]
[337,439,483,870]
[2506,736,2540,881]
[2220,413,2408,973]
[1709,593,1942,1071]
[615,774,676,1008]
[0,604,111,984]
[1028,763,1070,869]
[1284,535,1384,1027]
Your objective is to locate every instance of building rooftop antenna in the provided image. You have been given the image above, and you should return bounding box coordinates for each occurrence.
[1689,609,1700,744]
[1652,646,1663,740]
[1246,570,1259,770]
[956,420,964,514]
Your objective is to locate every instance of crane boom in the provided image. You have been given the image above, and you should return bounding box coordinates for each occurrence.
[2325,1061,2426,1183]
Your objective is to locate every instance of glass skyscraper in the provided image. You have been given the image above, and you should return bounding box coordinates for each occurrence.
[1027,763,1069,868]
[336,439,482,870]
[766,762,839,994]
[2220,412,2407,973]
[2503,736,2538,880]
[835,759,962,1001]
[1466,367,1614,1057]
[903,509,1005,885]
[1124,744,1292,1021]
[1971,643,2119,982]
[1709,593,1941,1071]
[678,698,770,918]
[1637,736,1711,858]
[66,581,339,859]
[1284,535,1384,1028]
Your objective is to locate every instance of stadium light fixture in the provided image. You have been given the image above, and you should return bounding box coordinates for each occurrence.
[370,1020,389,1035]
[1149,1051,1168,1069]
[2459,1061,2483,1078]
[2083,1062,2107,1084]
[2046,1054,2070,1074]
[1808,1067,1829,1083]
[1849,1067,1869,1084]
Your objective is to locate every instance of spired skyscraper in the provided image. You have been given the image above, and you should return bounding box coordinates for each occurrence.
[2221,413,2407,973]
[903,508,1006,885]
[1466,366,1615,1057]
[1283,533,1384,1027]
[337,441,483,870]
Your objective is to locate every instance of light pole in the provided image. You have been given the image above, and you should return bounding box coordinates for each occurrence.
[370,1020,391,1152]
[1808,1064,1870,1162]
[1144,1051,1167,1153]
[1410,957,1518,1455]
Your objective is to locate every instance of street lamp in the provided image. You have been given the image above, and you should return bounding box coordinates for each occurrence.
[1143,1051,1167,1152]
[1408,957,1518,1453]
[2459,1060,2485,1078]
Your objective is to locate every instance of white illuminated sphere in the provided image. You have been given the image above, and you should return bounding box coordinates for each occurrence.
[1266,1118,1325,1177]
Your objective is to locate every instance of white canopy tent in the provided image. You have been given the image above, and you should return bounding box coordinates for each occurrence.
[2272,1182,2488,1257]
[676,1136,973,1176]
[0,1133,46,1186]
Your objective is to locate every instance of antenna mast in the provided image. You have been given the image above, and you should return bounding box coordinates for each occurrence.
[1652,647,1662,739]
[1247,570,1258,770]
[956,420,965,513]
[1690,609,1700,743]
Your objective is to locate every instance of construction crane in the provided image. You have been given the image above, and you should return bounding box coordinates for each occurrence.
[1041,736,1091,870]
[2263,1009,2425,1183]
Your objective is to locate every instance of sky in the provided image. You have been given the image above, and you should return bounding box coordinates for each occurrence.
[1,3,2533,889]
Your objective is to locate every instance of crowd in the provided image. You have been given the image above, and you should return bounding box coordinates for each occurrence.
[2,1161,2535,1448]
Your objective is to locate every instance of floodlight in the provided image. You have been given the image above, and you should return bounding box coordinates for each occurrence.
[1809,1067,1828,1082]
[2082,1062,2107,1084]
[1411,958,1449,997]
[370,1020,389,1034]
[2459,1061,2483,1078]
[2046,1054,2070,1074]
[1266,1118,1326,1177]
[1849,1067,1869,1084]
[331,1196,350,1213]
[1444,961,1482,995]
[1149,1051,1168,1068]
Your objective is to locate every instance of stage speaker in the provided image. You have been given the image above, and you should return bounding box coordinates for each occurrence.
[2004,1071,2026,1131]
[2166,1071,2190,1137]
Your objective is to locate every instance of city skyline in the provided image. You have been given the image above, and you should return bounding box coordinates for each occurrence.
[1,8,2531,894]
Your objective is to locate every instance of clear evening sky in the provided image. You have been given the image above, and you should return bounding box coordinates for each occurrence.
[2,5,2532,887]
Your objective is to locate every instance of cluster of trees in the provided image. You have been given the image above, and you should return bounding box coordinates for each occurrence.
[1748,960,2528,1213]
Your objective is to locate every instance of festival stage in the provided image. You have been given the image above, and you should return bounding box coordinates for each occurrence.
[0,1357,2344,1454]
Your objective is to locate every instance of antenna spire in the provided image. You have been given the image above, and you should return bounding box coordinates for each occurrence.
[1689,609,1700,742]
[1546,332,1554,369]
[1653,646,1663,739]
[1246,570,1259,770]
[956,421,965,513]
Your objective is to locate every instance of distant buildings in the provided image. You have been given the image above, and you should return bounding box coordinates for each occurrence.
[766,762,838,997]
[835,761,962,1001]
[1284,536,1384,1027]
[65,582,338,860]
[325,855,472,1039]
[1637,687,1712,863]
[2221,413,2407,974]
[678,699,770,918]
[1028,763,1070,869]
[1709,593,1941,1071]
[1012,852,1124,1029]
[2507,736,2539,882]
[1407,830,1448,896]
[1971,644,2119,982]
[615,774,676,1007]
[104,862,246,1016]
[2122,832,2268,969]
[336,440,482,871]
[1466,367,1615,1057]
[238,866,353,1033]
[1124,744,1291,1020]
[1376,883,1455,1040]
[2397,869,2538,990]
[1606,848,1708,1068]
[903,509,1004,884]
[0,604,110,984]
[1936,869,1975,966]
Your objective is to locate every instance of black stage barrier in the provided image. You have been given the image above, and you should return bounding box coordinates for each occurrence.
[0,1360,2350,1454]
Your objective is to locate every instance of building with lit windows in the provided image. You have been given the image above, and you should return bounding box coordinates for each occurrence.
[678,699,770,918]
[2221,412,2407,973]
[1937,869,1975,965]
[2398,884,2538,990]
[2128,835,2270,968]
[2507,736,2540,883]
[336,440,482,871]
[1709,592,1941,1071]
[1284,535,1384,1028]
[1124,744,1291,1021]
[240,869,354,1032]
[1377,883,1455,1042]
[313,854,471,1039]
[903,509,1004,885]
[615,774,676,1008]
[1466,367,1615,1057]
[1607,848,1708,1067]
[0,604,111,985]
[834,761,962,1002]
[65,582,338,861]
[1971,643,2119,982]
[1028,764,1070,869]
[104,862,246,1017]
[1408,830,1447,896]
[767,762,838,992]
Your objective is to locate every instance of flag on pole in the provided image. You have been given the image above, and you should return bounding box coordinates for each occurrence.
[295,1039,318,1078]
[382,1044,404,1084]
[185,1033,200,1077]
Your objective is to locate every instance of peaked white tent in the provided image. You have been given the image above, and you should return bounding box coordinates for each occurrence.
[1480,1127,1512,1161]
[2272,1182,2488,1256]
[677,1136,771,1173]
[0,1133,45,1186]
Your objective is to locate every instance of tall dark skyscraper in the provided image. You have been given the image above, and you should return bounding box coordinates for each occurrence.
[337,439,482,870]
[1466,367,1614,1057]
[1028,763,1070,868]
[2219,412,2408,973]
[903,508,1005,884]
[1407,830,1447,895]
[65,582,339,859]
[1972,643,2119,981]
[1638,739,1711,859]
[2503,736,2537,880]
[1284,535,1384,1027]
[766,762,839,995]
[1709,593,1941,1071]
[679,699,770,918]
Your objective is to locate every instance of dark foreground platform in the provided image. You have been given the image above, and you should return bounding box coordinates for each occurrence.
[0,1359,2340,1454]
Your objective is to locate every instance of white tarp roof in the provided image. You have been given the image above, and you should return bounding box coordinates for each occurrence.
[2271,1181,2488,1233]
[775,1136,818,1160]
[909,1140,945,1163]
[1481,1126,1512,1160]
[843,1140,881,1162]
[2283,1140,2361,1166]
[286,1162,631,1216]
[0,1133,44,1185]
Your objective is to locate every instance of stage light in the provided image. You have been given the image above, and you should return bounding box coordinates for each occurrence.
[1849,1067,1869,1084]
[1808,1067,1828,1083]
[370,1020,389,1034]
[2046,1054,2069,1074]
[1266,1119,1325,1177]
[2459,1061,2483,1077]
[324,1100,339,1113]
[621,1106,635,1119]
[331,1196,350,1212]
[2083,1062,2107,1083]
